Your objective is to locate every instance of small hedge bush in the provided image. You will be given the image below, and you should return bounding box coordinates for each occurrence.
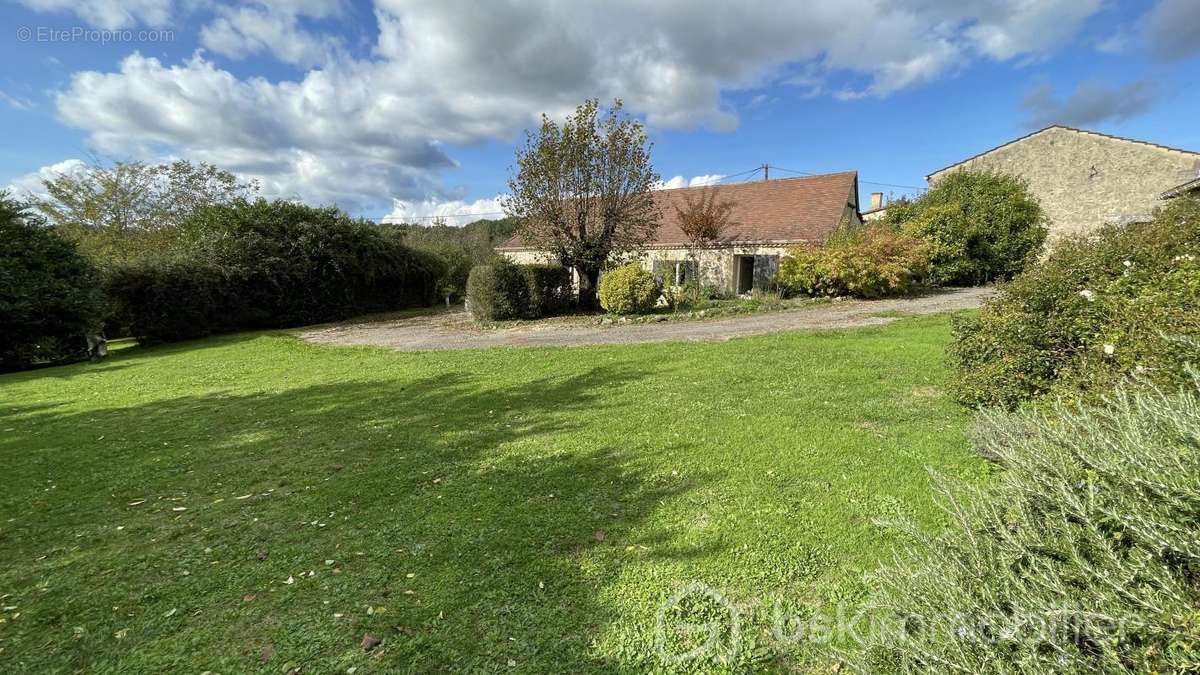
[598,263,660,314]
[466,261,574,321]
[845,380,1200,673]
[106,199,443,343]
[1,193,105,370]
[887,171,1048,286]
[777,222,930,299]
[950,196,1200,408]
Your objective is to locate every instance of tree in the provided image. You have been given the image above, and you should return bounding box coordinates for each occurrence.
[885,171,1048,285]
[32,159,259,263]
[672,187,737,303]
[0,191,105,371]
[504,99,661,308]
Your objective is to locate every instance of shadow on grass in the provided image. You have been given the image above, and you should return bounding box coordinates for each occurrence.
[0,360,706,672]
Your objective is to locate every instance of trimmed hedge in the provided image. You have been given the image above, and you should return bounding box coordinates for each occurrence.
[950,195,1200,408]
[777,222,929,299]
[106,199,443,343]
[1,193,106,370]
[466,261,574,320]
[598,263,660,314]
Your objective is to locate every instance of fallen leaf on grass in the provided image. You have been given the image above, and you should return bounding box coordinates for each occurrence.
[360,634,381,652]
[127,500,145,506]
[260,642,275,663]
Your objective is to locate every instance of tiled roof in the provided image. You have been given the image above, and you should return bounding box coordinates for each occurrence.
[926,125,1200,181]
[496,171,857,250]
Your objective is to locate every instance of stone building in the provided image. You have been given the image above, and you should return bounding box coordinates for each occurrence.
[927,125,1200,242]
[497,171,861,294]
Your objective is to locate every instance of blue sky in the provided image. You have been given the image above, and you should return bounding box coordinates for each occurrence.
[3,0,1199,223]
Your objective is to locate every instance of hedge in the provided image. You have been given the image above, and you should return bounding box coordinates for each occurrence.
[1,193,106,370]
[466,261,574,320]
[106,199,444,343]
[777,222,929,299]
[950,195,1200,408]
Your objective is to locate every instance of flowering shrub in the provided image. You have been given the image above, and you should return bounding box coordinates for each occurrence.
[777,222,930,299]
[950,195,1200,408]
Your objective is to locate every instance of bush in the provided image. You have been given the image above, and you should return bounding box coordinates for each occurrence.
[845,381,1200,673]
[0,193,105,370]
[950,196,1200,408]
[466,261,573,321]
[598,263,660,314]
[106,199,443,343]
[777,222,930,299]
[887,171,1048,286]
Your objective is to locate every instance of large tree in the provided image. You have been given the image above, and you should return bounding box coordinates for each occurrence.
[33,159,259,262]
[504,99,661,308]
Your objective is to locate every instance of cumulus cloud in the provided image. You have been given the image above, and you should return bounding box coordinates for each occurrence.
[1141,0,1200,62]
[40,0,1105,212]
[1021,79,1157,129]
[16,0,173,29]
[383,195,506,225]
[200,1,344,67]
[655,174,726,190]
[5,158,88,198]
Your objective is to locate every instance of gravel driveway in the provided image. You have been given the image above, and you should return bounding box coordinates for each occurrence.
[301,286,993,352]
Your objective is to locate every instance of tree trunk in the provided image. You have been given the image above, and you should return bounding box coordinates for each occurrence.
[577,267,601,310]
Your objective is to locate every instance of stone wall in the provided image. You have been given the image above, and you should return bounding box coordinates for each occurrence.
[928,127,1200,242]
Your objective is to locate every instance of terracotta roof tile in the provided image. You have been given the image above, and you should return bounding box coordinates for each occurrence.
[497,171,857,250]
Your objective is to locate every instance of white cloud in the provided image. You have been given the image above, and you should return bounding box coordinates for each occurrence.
[42,0,1104,212]
[383,195,506,225]
[5,158,88,198]
[0,90,35,111]
[200,1,344,67]
[16,0,173,29]
[655,174,726,190]
[1141,0,1200,62]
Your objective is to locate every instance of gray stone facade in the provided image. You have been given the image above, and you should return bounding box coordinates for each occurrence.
[927,126,1200,242]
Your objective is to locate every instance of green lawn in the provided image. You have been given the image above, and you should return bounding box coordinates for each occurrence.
[0,315,988,672]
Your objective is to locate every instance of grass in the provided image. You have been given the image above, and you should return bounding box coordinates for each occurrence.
[0,314,988,672]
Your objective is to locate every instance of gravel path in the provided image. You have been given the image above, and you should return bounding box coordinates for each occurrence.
[301,286,993,352]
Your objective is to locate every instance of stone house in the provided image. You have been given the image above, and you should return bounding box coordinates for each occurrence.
[496,171,861,294]
[927,125,1200,242]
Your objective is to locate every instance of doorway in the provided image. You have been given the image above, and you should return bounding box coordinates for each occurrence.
[736,255,754,294]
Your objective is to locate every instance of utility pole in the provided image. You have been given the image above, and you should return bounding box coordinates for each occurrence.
[762,163,769,181]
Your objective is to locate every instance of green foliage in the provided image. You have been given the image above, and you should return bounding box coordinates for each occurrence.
[846,381,1200,673]
[598,263,660,314]
[887,171,1048,286]
[106,199,443,342]
[777,222,930,299]
[505,98,661,307]
[465,260,573,321]
[33,159,258,264]
[387,217,520,300]
[950,196,1200,408]
[0,193,106,370]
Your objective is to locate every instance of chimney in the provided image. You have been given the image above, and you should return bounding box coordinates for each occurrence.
[869,192,884,211]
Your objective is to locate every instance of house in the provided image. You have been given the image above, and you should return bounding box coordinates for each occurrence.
[860,191,888,222]
[927,125,1200,242]
[496,171,861,294]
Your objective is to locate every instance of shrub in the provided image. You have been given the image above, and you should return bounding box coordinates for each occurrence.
[950,196,1200,408]
[777,222,930,299]
[887,171,1048,286]
[523,264,575,316]
[0,193,105,370]
[466,260,533,321]
[844,380,1200,673]
[106,199,443,343]
[598,263,660,314]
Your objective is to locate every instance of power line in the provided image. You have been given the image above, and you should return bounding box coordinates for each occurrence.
[768,165,926,191]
